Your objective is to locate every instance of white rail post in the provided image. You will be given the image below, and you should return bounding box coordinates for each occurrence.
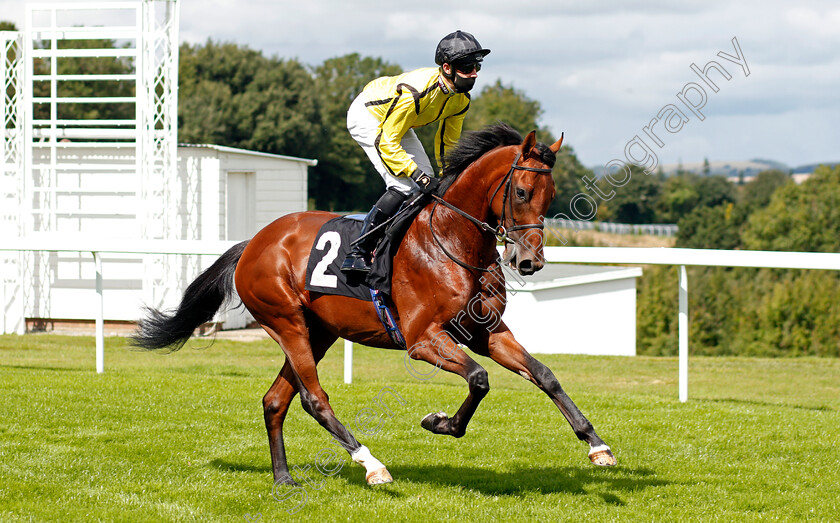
[17,252,25,335]
[344,339,353,384]
[0,265,5,334]
[679,265,688,402]
[93,252,104,374]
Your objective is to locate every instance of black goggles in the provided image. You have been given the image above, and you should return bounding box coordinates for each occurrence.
[453,59,481,74]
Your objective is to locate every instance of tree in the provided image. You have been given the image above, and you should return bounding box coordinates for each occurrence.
[677,167,793,251]
[596,165,662,223]
[656,174,699,223]
[178,40,323,158]
[311,54,402,210]
[739,169,791,210]
[676,203,743,249]
[234,61,323,157]
[695,175,736,208]
[0,21,17,30]
[463,79,554,143]
[178,78,235,147]
[32,37,135,121]
[178,40,323,160]
[656,173,735,224]
[743,165,840,252]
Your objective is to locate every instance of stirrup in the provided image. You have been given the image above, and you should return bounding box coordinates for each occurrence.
[340,253,371,274]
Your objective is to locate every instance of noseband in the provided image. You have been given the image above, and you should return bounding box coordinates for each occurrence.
[429,151,553,272]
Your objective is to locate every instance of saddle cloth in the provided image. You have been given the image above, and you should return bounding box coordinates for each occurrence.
[304,194,426,300]
[305,216,374,301]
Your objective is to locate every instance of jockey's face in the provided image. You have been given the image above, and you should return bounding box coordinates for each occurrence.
[442,60,480,93]
[443,60,480,79]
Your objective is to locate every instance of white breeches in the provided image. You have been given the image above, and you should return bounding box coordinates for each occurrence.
[346,94,434,196]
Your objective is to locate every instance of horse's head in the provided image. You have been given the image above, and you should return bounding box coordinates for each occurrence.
[437,123,563,276]
[495,131,564,276]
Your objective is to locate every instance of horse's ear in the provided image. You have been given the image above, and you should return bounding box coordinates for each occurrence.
[521,130,537,157]
[549,132,564,153]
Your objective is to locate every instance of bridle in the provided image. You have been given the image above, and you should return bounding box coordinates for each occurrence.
[429,150,553,272]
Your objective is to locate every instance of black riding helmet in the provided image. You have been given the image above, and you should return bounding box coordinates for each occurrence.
[435,30,491,67]
[435,31,490,93]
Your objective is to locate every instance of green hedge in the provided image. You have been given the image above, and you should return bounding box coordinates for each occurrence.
[637,266,840,357]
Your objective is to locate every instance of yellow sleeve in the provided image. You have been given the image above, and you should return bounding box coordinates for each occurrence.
[377,90,420,177]
[434,101,469,171]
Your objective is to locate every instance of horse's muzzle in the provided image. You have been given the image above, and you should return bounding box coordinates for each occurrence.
[504,243,544,276]
[518,258,537,275]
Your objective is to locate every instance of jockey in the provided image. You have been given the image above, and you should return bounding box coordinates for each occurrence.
[340,30,491,274]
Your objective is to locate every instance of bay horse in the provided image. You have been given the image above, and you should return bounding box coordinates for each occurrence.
[132,123,616,487]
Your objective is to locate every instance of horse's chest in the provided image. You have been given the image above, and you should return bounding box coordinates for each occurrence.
[439,275,507,339]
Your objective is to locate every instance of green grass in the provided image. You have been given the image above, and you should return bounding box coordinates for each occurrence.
[1,334,838,522]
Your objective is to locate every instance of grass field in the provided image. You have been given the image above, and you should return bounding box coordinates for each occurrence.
[1,334,838,522]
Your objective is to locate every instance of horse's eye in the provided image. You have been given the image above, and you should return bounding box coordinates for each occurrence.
[516,188,527,201]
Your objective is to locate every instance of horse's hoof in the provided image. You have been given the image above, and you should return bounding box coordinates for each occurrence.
[588,445,617,466]
[273,473,300,487]
[420,411,448,433]
[365,467,393,485]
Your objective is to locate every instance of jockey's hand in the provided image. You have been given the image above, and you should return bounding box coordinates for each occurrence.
[411,169,440,194]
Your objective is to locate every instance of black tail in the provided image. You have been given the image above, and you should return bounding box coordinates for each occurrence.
[130,240,250,351]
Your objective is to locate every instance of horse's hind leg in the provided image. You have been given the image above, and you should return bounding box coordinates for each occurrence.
[477,328,616,466]
[263,360,299,485]
[263,321,335,485]
[261,318,393,485]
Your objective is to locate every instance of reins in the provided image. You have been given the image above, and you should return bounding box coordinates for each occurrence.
[429,151,553,272]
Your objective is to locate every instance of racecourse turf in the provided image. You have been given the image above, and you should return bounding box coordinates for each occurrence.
[0,334,838,522]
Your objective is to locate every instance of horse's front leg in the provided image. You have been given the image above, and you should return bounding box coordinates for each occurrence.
[405,328,489,438]
[474,326,616,466]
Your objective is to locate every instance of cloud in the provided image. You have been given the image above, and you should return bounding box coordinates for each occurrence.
[1,0,837,166]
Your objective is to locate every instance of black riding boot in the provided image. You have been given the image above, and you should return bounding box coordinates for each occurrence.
[340,188,407,274]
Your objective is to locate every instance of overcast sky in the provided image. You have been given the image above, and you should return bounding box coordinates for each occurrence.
[3,0,838,168]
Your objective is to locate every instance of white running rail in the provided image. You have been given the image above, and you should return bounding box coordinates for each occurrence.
[2,241,839,402]
[542,246,840,401]
[0,238,239,373]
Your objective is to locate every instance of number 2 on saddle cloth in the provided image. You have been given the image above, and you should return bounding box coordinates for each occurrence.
[304,200,423,348]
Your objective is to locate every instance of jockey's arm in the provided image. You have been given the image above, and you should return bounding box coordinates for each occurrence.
[434,103,469,172]
[376,93,420,177]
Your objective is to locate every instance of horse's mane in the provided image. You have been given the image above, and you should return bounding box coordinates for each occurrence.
[437,122,556,195]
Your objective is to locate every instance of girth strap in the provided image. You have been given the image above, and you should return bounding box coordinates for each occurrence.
[370,288,406,349]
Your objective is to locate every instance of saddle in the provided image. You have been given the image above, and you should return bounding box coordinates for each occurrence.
[304,193,426,301]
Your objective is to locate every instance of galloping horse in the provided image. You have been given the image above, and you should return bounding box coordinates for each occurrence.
[132,123,616,486]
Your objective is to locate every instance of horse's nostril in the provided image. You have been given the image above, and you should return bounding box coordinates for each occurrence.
[519,259,533,271]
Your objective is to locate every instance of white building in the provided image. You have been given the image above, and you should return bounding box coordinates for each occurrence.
[6,144,314,333]
[1,2,316,334]
[503,264,643,356]
[178,144,314,243]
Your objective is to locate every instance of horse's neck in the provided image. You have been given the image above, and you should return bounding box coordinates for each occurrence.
[412,150,510,272]
[442,152,508,225]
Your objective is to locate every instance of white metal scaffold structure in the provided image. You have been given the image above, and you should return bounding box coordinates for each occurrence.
[1,31,26,334]
[1,1,181,334]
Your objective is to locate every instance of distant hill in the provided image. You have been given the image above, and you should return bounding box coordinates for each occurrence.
[791,162,840,174]
[592,159,837,178]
